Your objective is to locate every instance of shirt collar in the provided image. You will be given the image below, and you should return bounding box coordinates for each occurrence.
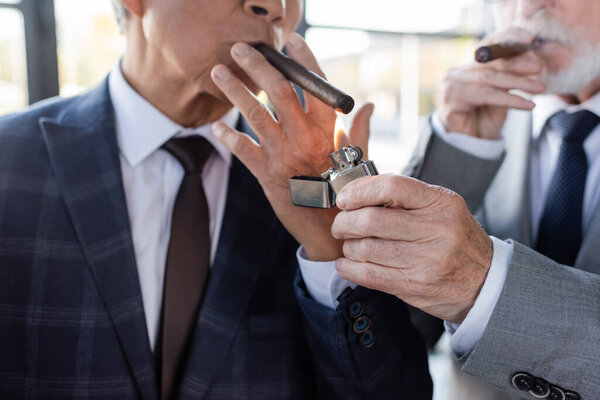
[532,91,600,141]
[108,61,236,167]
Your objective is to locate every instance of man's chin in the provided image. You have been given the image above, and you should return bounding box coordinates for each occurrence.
[542,75,587,95]
[541,59,600,96]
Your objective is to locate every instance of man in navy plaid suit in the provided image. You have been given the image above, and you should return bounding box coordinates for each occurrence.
[0,0,431,399]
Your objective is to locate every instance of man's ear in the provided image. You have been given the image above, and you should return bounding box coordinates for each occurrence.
[120,0,144,18]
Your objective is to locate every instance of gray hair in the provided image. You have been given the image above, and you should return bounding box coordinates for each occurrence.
[111,0,128,34]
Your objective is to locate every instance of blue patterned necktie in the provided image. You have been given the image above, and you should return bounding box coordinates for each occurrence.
[535,109,600,266]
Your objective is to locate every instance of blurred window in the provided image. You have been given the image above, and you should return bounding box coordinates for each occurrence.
[54,0,124,97]
[0,5,27,114]
[305,0,487,172]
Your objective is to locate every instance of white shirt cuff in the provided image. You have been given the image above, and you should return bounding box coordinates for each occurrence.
[431,113,506,161]
[444,236,513,356]
[296,246,357,309]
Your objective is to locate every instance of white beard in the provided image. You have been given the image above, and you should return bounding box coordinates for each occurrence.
[515,12,600,95]
[541,44,600,95]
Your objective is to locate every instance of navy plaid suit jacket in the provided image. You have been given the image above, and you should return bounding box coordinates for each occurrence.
[0,79,432,399]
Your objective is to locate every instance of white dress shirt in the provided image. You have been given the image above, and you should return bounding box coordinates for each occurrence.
[432,91,600,354]
[108,63,336,350]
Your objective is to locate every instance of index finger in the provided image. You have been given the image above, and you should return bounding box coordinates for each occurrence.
[335,174,441,211]
[231,42,305,126]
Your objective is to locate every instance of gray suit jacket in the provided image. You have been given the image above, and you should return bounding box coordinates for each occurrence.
[405,111,600,400]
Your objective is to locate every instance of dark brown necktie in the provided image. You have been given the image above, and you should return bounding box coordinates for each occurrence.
[159,136,213,400]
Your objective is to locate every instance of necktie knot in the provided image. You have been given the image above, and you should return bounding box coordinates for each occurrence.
[548,109,600,143]
[162,136,213,173]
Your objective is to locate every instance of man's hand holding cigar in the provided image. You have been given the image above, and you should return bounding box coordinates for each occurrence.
[439,28,546,139]
[209,33,374,261]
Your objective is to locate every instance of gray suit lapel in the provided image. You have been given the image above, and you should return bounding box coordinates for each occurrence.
[485,110,600,272]
[484,110,534,245]
[575,198,600,272]
[40,80,159,400]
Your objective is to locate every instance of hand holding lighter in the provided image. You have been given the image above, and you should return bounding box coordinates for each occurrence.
[290,146,378,208]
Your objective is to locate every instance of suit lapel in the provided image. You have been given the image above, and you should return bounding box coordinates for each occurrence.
[40,80,159,400]
[485,110,534,245]
[575,197,600,272]
[177,119,281,399]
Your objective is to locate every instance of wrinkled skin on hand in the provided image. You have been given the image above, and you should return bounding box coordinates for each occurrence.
[438,28,545,139]
[331,174,493,324]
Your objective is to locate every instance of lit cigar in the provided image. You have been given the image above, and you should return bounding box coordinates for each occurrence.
[254,44,355,115]
[475,37,543,63]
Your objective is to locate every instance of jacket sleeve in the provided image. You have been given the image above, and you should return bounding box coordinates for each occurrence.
[404,117,505,214]
[294,271,433,400]
[457,241,600,400]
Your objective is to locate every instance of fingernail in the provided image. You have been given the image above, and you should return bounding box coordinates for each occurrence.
[232,42,250,57]
[286,34,303,50]
[212,65,230,81]
[336,193,347,209]
[366,103,375,116]
[213,122,225,137]
[334,258,343,271]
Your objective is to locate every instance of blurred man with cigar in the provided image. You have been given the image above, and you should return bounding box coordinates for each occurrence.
[328,0,600,399]
[0,0,433,398]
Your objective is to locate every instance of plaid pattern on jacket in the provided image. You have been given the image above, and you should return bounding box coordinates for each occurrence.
[0,79,431,400]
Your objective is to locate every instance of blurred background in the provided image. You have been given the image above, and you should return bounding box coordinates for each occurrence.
[0,1,494,397]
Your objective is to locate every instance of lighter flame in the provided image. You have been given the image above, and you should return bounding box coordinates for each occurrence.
[334,115,346,150]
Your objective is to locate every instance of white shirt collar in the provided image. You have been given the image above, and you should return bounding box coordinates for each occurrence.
[532,91,600,141]
[108,61,237,167]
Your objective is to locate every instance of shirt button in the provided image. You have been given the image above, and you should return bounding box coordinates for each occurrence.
[359,330,375,348]
[353,316,370,333]
[511,372,534,391]
[529,378,551,398]
[564,391,581,400]
[548,386,565,400]
[349,302,364,319]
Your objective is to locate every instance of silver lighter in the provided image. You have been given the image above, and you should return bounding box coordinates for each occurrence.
[290,146,378,208]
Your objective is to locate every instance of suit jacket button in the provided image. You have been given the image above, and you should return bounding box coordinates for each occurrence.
[353,316,370,333]
[359,330,375,348]
[349,302,364,319]
[529,378,551,398]
[548,386,565,400]
[512,372,534,391]
[564,391,581,400]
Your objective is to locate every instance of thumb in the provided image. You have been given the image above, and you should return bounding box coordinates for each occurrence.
[348,103,375,160]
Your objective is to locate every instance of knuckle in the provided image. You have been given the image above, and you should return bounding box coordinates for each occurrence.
[441,81,461,105]
[444,67,459,81]
[361,208,380,233]
[363,265,378,285]
[247,103,270,125]
[481,69,496,82]
[381,176,400,201]
[230,136,247,154]
[271,79,296,101]
[358,239,379,260]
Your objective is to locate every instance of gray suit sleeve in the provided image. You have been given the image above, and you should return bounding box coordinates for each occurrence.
[404,117,505,213]
[458,241,600,399]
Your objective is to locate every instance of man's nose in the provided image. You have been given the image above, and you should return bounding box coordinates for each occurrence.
[516,0,553,19]
[244,0,286,24]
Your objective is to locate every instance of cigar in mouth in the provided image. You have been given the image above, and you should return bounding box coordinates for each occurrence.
[254,44,355,115]
[475,37,544,63]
